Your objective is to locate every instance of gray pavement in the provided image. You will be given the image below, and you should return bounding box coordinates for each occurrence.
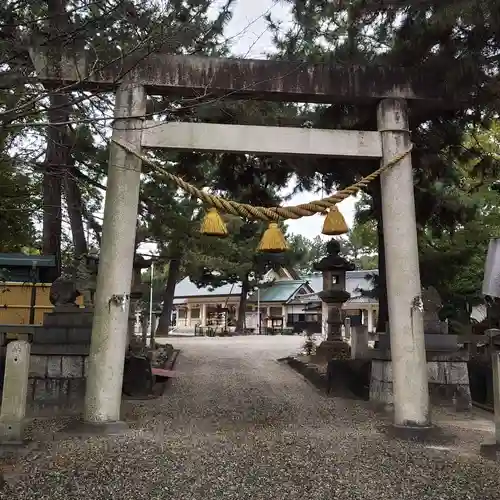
[2,335,500,499]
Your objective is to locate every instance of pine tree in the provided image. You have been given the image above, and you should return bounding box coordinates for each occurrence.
[269,0,500,329]
[0,0,236,275]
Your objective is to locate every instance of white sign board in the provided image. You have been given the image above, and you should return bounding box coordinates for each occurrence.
[245,312,260,330]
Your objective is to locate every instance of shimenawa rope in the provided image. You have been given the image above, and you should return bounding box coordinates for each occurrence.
[113,137,413,222]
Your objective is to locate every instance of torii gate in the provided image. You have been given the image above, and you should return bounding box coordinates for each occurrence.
[31,49,454,432]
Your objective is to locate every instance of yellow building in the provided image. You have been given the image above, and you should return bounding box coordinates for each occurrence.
[0,253,83,325]
[0,282,54,325]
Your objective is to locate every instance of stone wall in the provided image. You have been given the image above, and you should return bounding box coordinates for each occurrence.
[27,349,88,416]
[370,353,471,411]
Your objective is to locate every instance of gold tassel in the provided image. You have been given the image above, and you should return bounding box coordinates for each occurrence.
[257,222,288,253]
[322,205,348,236]
[200,208,228,237]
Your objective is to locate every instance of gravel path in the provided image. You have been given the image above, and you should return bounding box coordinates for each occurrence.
[2,335,500,499]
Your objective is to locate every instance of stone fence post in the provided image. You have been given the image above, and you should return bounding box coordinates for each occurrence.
[0,340,31,443]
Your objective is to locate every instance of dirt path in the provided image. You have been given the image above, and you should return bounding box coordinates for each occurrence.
[2,336,500,499]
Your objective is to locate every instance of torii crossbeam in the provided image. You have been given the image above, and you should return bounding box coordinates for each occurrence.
[26,47,460,105]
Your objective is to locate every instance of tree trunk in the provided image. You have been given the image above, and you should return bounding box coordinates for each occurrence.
[82,209,102,246]
[156,257,181,336]
[64,167,88,257]
[235,274,250,334]
[43,97,67,281]
[43,0,72,281]
[372,180,389,332]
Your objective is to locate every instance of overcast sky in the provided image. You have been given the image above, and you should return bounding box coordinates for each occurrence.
[213,0,358,240]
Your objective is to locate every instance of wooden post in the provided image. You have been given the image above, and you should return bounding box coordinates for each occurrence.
[84,84,146,426]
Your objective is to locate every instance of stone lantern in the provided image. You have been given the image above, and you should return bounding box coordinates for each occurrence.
[129,255,152,343]
[313,239,355,360]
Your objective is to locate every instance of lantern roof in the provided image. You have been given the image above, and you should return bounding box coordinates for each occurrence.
[313,239,355,272]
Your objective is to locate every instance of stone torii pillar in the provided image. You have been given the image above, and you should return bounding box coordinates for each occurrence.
[84,83,146,428]
[378,98,430,429]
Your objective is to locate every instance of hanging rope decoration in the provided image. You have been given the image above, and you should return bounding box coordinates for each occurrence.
[201,207,228,237]
[257,222,289,252]
[113,138,413,252]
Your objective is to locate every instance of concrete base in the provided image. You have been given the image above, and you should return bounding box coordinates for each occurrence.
[0,421,25,443]
[377,333,458,352]
[382,423,454,444]
[480,443,500,461]
[0,440,37,459]
[62,419,128,437]
[316,340,350,361]
[370,351,471,411]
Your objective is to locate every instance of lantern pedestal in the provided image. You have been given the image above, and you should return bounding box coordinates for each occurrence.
[316,292,351,361]
[316,340,350,360]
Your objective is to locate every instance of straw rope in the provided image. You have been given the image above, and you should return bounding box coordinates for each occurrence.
[113,137,412,222]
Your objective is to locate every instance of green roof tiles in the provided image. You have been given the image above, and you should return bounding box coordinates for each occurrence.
[248,280,305,303]
[0,253,56,268]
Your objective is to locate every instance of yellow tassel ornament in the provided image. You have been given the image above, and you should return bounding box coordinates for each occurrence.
[200,208,228,237]
[257,222,288,253]
[322,205,348,236]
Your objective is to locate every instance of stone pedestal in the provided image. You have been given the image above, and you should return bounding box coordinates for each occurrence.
[316,302,351,361]
[38,307,93,345]
[23,307,93,416]
[370,351,471,411]
[316,340,350,361]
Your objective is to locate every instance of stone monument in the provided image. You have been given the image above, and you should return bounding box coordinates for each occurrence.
[422,286,447,334]
[74,250,99,308]
[129,255,151,344]
[378,286,451,351]
[313,239,355,361]
[45,251,99,331]
[49,276,81,310]
[47,251,149,336]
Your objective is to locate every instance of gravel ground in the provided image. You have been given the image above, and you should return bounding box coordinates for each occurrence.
[2,335,500,500]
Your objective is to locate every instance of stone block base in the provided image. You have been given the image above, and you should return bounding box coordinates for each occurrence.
[370,353,471,411]
[316,340,350,361]
[26,353,88,416]
[28,378,86,415]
